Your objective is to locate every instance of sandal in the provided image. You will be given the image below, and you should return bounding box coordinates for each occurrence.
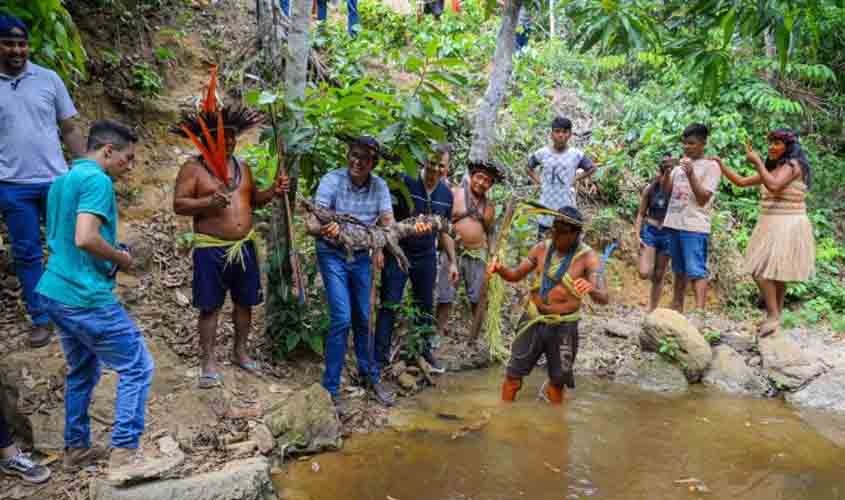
[198,372,223,389]
[230,358,261,375]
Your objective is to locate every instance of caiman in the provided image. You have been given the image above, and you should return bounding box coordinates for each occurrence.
[300,198,451,272]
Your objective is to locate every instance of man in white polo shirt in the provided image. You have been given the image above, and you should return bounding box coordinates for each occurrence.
[0,14,86,347]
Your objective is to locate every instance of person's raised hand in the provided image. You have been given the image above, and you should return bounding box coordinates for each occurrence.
[745,141,762,165]
[274,175,290,196]
[572,278,594,296]
[321,221,340,239]
[680,157,694,177]
[487,256,501,276]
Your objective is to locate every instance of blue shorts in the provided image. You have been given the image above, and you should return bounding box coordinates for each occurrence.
[192,240,263,312]
[640,223,671,256]
[667,228,709,279]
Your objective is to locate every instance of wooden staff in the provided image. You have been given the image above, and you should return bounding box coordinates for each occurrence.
[269,104,306,306]
[277,137,306,306]
[470,198,518,339]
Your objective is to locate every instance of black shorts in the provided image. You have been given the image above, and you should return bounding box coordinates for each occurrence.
[506,315,579,389]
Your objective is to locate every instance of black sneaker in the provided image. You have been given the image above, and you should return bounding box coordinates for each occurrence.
[369,382,395,407]
[422,351,446,374]
[0,450,51,484]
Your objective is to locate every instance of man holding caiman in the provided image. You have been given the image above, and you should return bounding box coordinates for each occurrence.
[488,206,609,403]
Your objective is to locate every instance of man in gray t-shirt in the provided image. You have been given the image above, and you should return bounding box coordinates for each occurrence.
[0,15,86,347]
[527,116,595,236]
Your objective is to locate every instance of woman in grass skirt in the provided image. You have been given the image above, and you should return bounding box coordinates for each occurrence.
[712,129,815,337]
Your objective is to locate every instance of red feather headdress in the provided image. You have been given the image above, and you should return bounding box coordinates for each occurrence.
[170,66,263,184]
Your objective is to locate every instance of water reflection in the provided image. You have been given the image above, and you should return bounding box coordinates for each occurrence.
[276,369,845,500]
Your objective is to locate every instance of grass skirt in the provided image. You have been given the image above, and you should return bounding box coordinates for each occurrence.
[744,212,815,282]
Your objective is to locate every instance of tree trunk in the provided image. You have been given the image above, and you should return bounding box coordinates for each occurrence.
[256,0,285,67]
[764,27,778,85]
[469,0,522,163]
[278,0,311,286]
[286,0,310,121]
[265,0,310,344]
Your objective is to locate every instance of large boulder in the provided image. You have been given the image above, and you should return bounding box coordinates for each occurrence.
[759,334,824,390]
[786,370,845,411]
[702,345,770,396]
[90,457,276,500]
[640,309,712,382]
[613,354,689,394]
[263,383,341,455]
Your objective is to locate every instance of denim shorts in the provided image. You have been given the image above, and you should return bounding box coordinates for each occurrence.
[640,223,671,256]
[667,228,709,279]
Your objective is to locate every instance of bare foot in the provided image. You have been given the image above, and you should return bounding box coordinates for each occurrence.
[758,319,779,338]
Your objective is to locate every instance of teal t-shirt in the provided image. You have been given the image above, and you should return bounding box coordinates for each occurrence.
[36,158,118,308]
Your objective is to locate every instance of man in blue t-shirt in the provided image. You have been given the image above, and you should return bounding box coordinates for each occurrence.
[0,15,86,347]
[375,144,457,375]
[35,121,169,482]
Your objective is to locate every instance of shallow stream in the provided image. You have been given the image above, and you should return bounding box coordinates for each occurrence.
[276,369,845,500]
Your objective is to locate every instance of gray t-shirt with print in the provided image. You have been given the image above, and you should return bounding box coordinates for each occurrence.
[528,146,594,227]
[0,62,78,184]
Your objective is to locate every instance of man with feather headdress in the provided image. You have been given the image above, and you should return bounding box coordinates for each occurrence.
[172,67,288,389]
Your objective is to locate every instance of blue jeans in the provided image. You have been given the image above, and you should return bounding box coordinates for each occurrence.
[279,0,290,15]
[0,182,51,326]
[0,411,12,449]
[374,252,436,374]
[316,241,377,396]
[316,0,359,36]
[40,295,154,449]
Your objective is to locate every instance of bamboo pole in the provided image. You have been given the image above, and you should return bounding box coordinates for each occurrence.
[470,198,518,339]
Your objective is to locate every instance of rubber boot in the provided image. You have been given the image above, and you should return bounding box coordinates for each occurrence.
[501,376,522,402]
[544,382,564,405]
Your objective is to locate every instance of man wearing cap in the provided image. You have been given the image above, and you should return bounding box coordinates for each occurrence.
[488,206,609,404]
[0,14,86,347]
[435,160,500,337]
[526,116,596,239]
[374,144,457,375]
[306,136,402,412]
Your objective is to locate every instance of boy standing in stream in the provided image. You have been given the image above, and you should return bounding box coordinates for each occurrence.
[488,206,608,403]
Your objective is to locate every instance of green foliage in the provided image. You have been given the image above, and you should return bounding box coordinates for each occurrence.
[246,36,465,194]
[264,241,329,359]
[131,62,163,96]
[0,0,87,84]
[153,46,176,63]
[702,329,721,345]
[657,336,682,363]
[390,298,437,361]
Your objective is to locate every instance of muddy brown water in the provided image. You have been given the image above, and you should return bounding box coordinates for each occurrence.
[275,369,845,500]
